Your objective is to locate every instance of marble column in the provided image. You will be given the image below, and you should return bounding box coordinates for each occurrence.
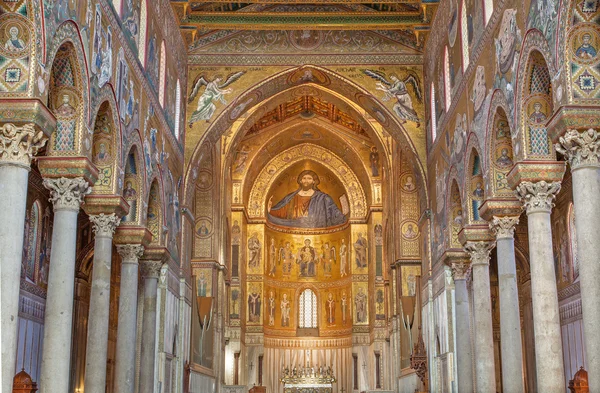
[0,123,46,391]
[489,216,525,393]
[39,177,91,393]
[451,260,474,393]
[557,128,600,392]
[114,244,144,393]
[139,260,163,393]
[464,241,496,393]
[83,214,121,393]
[516,181,565,392]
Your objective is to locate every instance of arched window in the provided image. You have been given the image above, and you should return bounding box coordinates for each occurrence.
[568,203,579,279]
[138,0,148,63]
[484,0,493,25]
[299,289,317,328]
[158,41,166,107]
[175,80,181,139]
[444,46,451,110]
[461,0,469,71]
[24,201,41,281]
[430,82,437,142]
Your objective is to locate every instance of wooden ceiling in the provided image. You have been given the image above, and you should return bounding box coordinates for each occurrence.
[170,0,439,48]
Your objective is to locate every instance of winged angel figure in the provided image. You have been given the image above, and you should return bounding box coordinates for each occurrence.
[187,71,246,126]
[363,70,422,127]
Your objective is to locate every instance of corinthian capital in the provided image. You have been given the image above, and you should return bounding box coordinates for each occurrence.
[489,216,520,239]
[464,241,494,266]
[451,261,471,281]
[515,181,561,214]
[43,177,91,211]
[116,244,145,262]
[140,260,163,278]
[556,128,600,169]
[0,123,47,168]
[90,213,120,238]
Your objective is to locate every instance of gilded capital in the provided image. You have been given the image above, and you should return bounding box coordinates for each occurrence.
[116,244,145,262]
[90,213,120,238]
[451,261,471,281]
[556,128,600,170]
[464,241,494,266]
[43,177,91,211]
[515,181,561,214]
[140,260,163,278]
[0,123,47,168]
[489,216,519,239]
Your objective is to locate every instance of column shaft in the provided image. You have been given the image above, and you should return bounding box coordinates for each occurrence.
[516,181,566,392]
[0,123,46,391]
[491,215,525,393]
[471,262,496,393]
[496,236,525,392]
[558,128,600,392]
[454,277,474,393]
[139,262,162,393]
[84,214,120,393]
[39,177,90,393]
[114,245,144,393]
[526,209,565,391]
[0,165,29,392]
[571,166,600,390]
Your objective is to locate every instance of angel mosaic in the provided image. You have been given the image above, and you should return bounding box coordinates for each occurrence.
[187,72,245,126]
[363,70,422,127]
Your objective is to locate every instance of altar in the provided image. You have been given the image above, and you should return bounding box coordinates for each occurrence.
[280,366,336,393]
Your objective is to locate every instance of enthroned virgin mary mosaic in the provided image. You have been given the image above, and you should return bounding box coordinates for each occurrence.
[267,169,348,229]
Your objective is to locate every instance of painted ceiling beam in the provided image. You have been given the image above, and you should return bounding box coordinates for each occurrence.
[172,0,439,3]
[181,12,431,30]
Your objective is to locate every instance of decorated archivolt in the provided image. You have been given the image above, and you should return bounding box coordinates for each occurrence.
[247,143,367,220]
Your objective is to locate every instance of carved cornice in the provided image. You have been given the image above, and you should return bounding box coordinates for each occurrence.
[140,260,164,278]
[506,161,565,190]
[478,198,523,221]
[89,214,120,238]
[515,181,561,214]
[489,216,519,240]
[463,241,494,267]
[556,129,600,170]
[0,123,47,168]
[43,177,91,212]
[116,244,145,263]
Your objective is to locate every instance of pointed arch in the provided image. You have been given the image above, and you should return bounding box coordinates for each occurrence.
[487,103,515,196]
[184,65,428,209]
[514,30,556,162]
[446,170,463,250]
[466,146,485,223]
[147,179,164,245]
[122,145,143,224]
[91,90,123,194]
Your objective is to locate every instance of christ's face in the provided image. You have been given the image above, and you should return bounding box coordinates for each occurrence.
[300,174,315,190]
